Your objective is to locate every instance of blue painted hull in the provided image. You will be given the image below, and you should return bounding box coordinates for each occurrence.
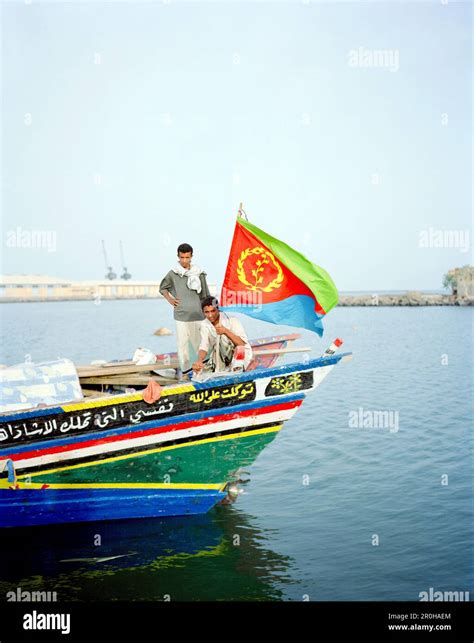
[0,487,226,528]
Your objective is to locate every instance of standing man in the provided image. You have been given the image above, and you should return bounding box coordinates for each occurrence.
[192,297,253,374]
[160,243,211,376]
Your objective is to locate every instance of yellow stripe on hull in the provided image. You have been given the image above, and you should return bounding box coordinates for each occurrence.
[61,383,196,412]
[0,481,225,491]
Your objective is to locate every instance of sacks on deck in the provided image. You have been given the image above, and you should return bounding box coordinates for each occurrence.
[0,359,83,413]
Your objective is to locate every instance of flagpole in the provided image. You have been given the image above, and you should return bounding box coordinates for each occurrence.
[238,202,248,220]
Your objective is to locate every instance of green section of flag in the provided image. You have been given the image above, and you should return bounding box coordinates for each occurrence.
[238,216,339,313]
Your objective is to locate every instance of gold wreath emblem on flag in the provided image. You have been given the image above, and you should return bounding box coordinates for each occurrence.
[236,247,284,292]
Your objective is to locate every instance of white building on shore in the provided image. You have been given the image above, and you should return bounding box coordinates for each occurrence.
[0,275,217,302]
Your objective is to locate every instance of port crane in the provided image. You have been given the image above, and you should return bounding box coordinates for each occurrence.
[101,240,117,280]
[120,241,132,280]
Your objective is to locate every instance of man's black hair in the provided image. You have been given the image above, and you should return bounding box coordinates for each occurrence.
[201,296,219,310]
[177,243,193,255]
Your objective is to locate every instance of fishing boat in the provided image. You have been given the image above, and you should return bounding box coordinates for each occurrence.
[0,347,350,528]
[0,209,351,527]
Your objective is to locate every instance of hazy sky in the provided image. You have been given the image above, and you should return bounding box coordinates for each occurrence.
[1,0,472,291]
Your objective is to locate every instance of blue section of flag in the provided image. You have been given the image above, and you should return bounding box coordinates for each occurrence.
[222,294,325,336]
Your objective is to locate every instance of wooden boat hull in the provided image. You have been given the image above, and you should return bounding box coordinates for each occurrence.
[0,485,225,528]
[0,354,350,527]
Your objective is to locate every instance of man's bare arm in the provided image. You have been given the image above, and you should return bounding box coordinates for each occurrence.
[192,349,208,373]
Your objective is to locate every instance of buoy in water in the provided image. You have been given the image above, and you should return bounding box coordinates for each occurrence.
[153,327,172,336]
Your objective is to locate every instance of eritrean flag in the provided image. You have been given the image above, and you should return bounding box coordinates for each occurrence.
[220,216,338,336]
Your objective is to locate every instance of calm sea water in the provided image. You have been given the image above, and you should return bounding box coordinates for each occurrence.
[0,301,472,601]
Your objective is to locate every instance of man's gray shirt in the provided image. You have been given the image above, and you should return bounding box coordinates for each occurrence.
[159,271,211,321]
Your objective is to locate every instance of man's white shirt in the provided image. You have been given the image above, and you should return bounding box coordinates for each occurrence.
[198,312,253,371]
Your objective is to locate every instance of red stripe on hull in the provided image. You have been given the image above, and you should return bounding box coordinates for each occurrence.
[10,399,303,462]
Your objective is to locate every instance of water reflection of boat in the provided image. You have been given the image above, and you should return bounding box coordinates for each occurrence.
[0,507,293,601]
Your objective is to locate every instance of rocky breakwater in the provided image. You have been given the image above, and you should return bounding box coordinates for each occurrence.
[338,291,472,306]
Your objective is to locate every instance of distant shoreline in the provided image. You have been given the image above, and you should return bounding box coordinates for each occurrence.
[0,292,472,306]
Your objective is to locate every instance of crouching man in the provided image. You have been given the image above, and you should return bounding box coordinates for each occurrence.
[192,297,253,374]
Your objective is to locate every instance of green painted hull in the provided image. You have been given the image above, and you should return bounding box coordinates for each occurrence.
[26,427,280,486]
